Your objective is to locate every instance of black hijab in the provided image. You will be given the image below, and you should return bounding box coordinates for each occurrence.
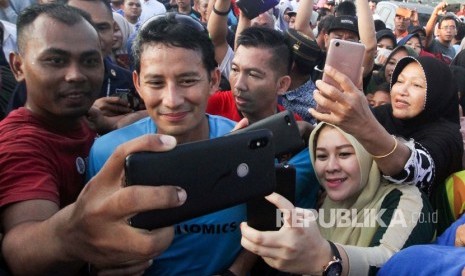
[373,56,463,193]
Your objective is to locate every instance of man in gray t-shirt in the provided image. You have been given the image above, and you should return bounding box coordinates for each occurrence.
[425,2,457,60]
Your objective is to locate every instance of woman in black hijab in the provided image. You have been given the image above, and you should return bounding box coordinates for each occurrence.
[310,56,463,233]
[373,56,462,192]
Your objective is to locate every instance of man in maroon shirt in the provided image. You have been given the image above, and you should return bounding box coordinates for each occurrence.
[207,27,297,124]
[0,4,184,275]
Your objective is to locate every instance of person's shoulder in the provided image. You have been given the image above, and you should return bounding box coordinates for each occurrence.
[379,184,433,218]
[207,114,236,136]
[207,91,234,111]
[277,104,302,121]
[209,90,233,100]
[105,59,132,78]
[288,147,311,165]
[0,108,43,139]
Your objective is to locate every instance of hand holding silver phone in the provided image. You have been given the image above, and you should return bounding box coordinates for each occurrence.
[317,39,365,113]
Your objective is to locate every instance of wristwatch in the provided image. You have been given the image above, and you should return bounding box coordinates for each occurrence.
[322,240,342,276]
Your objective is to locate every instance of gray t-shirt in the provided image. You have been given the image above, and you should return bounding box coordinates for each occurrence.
[428,39,456,60]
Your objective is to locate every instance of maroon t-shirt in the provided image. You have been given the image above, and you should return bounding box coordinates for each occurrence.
[0,108,96,208]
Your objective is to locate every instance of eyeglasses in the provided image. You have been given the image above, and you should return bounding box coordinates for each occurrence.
[139,12,206,33]
[440,26,456,30]
[128,3,141,7]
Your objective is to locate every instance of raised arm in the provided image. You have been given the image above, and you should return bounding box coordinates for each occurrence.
[234,7,252,51]
[425,2,447,49]
[355,0,377,77]
[309,66,411,176]
[207,0,231,65]
[294,0,315,39]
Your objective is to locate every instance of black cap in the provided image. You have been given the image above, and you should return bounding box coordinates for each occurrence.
[285,28,323,71]
[328,15,359,37]
[376,29,396,46]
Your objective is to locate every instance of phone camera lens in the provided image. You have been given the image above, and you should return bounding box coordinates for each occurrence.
[335,42,340,47]
[284,115,291,126]
[250,138,268,149]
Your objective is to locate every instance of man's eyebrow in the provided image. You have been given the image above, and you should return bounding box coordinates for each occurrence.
[231,61,266,75]
[41,48,69,56]
[95,22,112,28]
[41,48,101,57]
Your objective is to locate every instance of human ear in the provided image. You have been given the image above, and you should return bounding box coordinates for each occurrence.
[208,68,221,96]
[132,70,143,99]
[276,75,292,96]
[9,52,25,82]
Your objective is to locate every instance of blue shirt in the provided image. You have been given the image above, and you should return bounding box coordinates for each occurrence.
[88,115,245,275]
[378,214,465,275]
[288,148,319,209]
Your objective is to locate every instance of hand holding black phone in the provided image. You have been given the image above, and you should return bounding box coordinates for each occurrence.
[247,164,296,231]
[236,0,280,20]
[125,129,276,230]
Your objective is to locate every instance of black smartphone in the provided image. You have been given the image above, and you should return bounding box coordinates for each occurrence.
[125,129,276,230]
[236,0,280,20]
[228,110,305,157]
[114,91,141,110]
[247,164,296,231]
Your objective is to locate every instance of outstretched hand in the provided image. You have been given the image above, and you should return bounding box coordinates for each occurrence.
[58,134,187,271]
[309,65,376,137]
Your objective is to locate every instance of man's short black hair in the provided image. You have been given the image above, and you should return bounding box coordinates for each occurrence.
[132,12,216,75]
[317,14,335,37]
[17,3,93,54]
[236,27,293,76]
[334,1,356,17]
[438,15,458,28]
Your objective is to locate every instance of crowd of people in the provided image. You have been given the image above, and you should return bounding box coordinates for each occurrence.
[0,0,464,275]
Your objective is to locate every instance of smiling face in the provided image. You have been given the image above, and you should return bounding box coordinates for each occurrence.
[314,126,362,202]
[13,15,103,122]
[133,44,220,143]
[390,61,426,119]
[112,21,123,50]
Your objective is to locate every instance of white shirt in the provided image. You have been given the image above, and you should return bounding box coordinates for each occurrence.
[139,0,167,25]
[0,0,36,24]
[0,20,17,63]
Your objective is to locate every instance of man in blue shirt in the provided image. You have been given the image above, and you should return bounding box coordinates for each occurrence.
[88,13,252,275]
